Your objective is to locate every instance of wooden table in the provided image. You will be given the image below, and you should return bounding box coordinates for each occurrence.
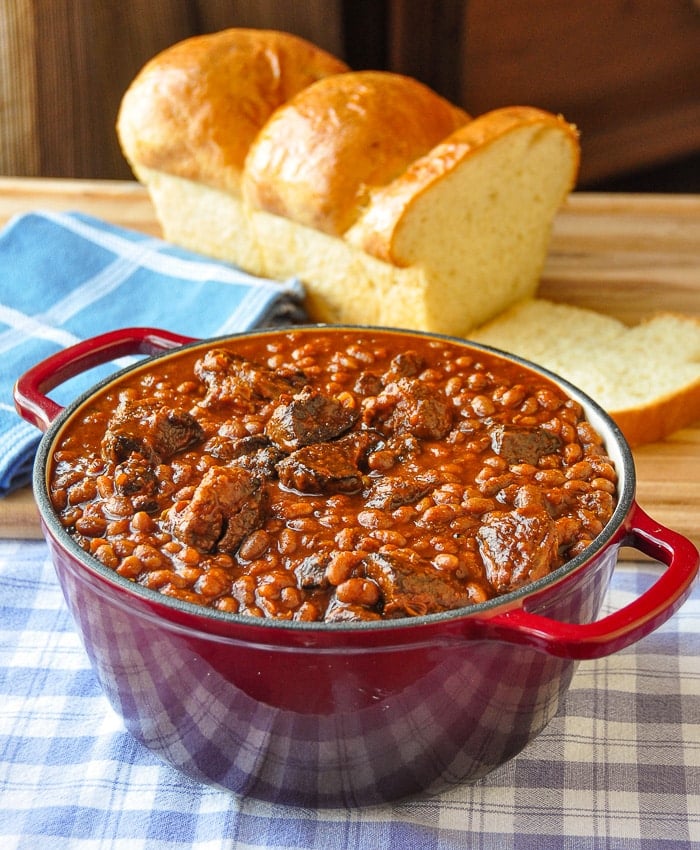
[1,178,699,549]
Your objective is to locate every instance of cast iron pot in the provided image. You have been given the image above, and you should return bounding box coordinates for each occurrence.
[15,326,699,808]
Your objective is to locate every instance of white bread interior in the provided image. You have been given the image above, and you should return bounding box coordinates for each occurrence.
[469,299,700,447]
[134,165,428,328]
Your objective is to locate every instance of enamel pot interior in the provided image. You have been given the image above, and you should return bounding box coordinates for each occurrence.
[32,326,638,807]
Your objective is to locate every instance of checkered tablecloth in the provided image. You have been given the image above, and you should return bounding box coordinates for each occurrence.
[1,537,698,850]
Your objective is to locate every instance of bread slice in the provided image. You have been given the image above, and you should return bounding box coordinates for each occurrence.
[346,106,579,332]
[117,29,580,337]
[469,299,700,446]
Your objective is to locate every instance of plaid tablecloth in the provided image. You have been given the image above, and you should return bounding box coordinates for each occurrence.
[1,538,698,850]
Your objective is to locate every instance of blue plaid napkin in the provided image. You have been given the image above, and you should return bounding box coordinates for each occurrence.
[0,210,306,496]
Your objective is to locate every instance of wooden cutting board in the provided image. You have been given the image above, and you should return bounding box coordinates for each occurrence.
[2,179,699,552]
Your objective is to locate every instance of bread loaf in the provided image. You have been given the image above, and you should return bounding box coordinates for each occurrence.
[243,70,470,236]
[117,28,350,195]
[469,299,700,446]
[117,28,580,336]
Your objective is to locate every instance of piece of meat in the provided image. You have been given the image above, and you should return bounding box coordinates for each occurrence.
[488,424,562,465]
[364,471,439,510]
[385,433,422,459]
[294,554,329,589]
[217,493,269,554]
[381,378,452,440]
[112,451,160,513]
[276,431,378,495]
[205,432,284,478]
[195,348,305,406]
[477,507,559,594]
[204,433,270,461]
[234,445,285,479]
[167,465,267,554]
[265,387,359,451]
[353,371,384,396]
[323,599,382,622]
[363,549,471,617]
[382,350,424,381]
[101,398,203,464]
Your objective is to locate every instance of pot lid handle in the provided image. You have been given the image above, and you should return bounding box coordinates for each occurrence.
[13,327,193,432]
[481,502,698,659]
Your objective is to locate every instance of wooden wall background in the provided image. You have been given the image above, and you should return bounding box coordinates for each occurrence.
[1,0,699,187]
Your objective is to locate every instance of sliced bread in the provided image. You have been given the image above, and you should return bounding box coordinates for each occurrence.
[117,29,580,337]
[469,298,700,446]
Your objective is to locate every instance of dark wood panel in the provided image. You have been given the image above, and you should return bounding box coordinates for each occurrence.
[457,0,700,183]
[386,0,466,102]
[386,1,700,184]
[2,1,699,186]
[32,0,194,180]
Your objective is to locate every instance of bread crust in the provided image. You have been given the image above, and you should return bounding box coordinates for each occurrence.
[117,28,349,195]
[242,70,470,235]
[346,107,580,264]
[613,385,700,447]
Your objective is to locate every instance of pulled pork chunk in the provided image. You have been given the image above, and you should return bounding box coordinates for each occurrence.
[101,398,203,464]
[167,466,267,555]
[265,387,359,451]
[477,507,559,594]
[195,348,305,406]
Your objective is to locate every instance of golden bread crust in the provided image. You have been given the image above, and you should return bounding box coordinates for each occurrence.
[346,107,580,264]
[613,385,700,447]
[242,70,470,235]
[117,28,349,194]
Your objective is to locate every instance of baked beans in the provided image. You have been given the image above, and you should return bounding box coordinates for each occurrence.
[48,329,617,621]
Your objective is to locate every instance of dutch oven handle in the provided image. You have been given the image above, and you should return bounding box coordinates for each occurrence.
[480,502,698,660]
[14,327,194,432]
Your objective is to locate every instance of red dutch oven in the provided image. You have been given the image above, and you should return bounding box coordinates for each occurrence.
[14,326,699,808]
